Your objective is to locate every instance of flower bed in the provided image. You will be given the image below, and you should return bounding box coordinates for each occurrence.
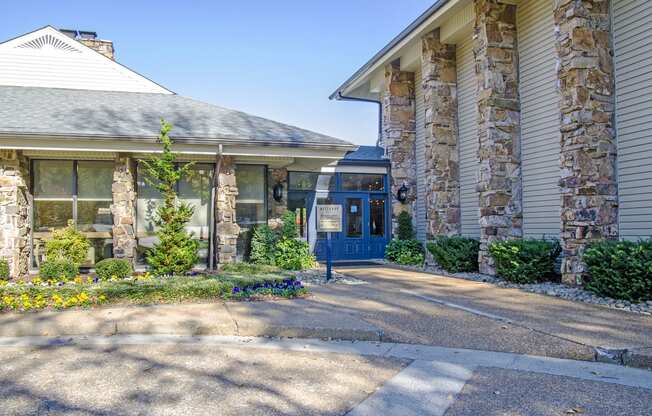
[0,266,307,313]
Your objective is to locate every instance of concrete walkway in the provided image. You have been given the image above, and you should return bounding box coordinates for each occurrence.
[1,335,651,415]
[321,266,652,367]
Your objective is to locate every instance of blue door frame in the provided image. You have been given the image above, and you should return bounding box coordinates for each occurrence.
[289,173,390,261]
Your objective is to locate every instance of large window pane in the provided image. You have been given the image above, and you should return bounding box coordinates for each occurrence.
[235,165,266,260]
[288,193,308,239]
[370,199,385,237]
[341,174,384,192]
[289,172,335,191]
[77,161,113,199]
[346,198,363,238]
[34,201,73,232]
[33,160,73,198]
[77,201,112,233]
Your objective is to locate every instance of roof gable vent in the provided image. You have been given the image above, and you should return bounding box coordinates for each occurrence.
[15,34,81,53]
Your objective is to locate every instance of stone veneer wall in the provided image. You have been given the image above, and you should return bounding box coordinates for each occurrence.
[554,0,617,284]
[111,154,137,262]
[0,150,30,277]
[267,168,288,230]
[474,0,522,274]
[215,156,239,265]
[382,61,417,233]
[422,29,461,238]
[79,38,115,60]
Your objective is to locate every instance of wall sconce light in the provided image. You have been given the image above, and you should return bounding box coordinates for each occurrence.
[396,184,408,204]
[273,183,284,202]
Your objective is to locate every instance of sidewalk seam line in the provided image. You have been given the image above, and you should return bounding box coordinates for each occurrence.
[222,304,240,336]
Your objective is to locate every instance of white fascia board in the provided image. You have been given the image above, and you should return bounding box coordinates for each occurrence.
[0,135,350,160]
[340,0,469,97]
[321,165,387,174]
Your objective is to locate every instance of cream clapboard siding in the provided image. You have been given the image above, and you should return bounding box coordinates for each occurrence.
[456,36,480,238]
[613,0,652,240]
[415,67,427,241]
[0,26,171,94]
[517,0,561,238]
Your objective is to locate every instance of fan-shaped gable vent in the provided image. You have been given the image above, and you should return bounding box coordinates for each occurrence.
[15,34,81,53]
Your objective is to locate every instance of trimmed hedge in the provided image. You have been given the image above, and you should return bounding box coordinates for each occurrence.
[584,240,652,302]
[40,259,79,279]
[0,259,9,280]
[95,258,133,281]
[489,239,561,284]
[385,239,424,266]
[427,236,480,273]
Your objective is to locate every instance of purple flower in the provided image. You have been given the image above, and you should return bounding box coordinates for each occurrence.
[232,287,241,293]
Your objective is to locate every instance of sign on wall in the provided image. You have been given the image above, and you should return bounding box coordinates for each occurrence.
[316,204,342,232]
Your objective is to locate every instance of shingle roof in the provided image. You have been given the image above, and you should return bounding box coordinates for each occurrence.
[0,86,355,148]
[343,145,386,161]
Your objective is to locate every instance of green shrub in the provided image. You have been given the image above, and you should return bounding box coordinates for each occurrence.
[274,238,315,270]
[141,120,199,275]
[95,258,133,281]
[40,259,79,279]
[0,259,9,280]
[385,239,424,266]
[489,239,561,284]
[584,240,652,302]
[281,211,298,239]
[45,220,90,265]
[427,236,480,273]
[396,211,414,240]
[250,224,277,265]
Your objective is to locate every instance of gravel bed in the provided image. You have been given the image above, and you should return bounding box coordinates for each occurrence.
[290,267,368,286]
[377,260,652,316]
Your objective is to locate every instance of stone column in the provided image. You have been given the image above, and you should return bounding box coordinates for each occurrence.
[111,154,137,262]
[267,167,288,231]
[422,29,461,238]
[0,150,30,278]
[474,0,522,274]
[215,156,239,265]
[382,60,417,233]
[554,0,617,285]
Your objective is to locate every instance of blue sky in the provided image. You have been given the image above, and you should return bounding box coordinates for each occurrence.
[1,0,433,146]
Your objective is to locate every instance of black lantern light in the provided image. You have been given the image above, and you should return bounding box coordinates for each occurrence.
[396,184,408,204]
[273,183,284,202]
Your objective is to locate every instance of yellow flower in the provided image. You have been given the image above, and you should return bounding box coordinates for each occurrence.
[98,294,107,303]
[74,276,83,285]
[32,277,42,285]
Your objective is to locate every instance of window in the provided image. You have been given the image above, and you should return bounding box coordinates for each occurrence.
[341,174,384,192]
[370,199,385,237]
[288,193,308,239]
[346,198,363,238]
[32,160,114,266]
[136,162,214,266]
[289,172,335,191]
[235,165,266,260]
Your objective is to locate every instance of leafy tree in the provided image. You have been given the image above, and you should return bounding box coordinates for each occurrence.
[281,211,299,239]
[396,211,414,240]
[140,120,198,274]
[45,220,90,265]
[250,224,277,265]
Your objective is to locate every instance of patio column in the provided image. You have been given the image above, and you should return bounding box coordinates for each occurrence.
[474,0,523,275]
[214,155,239,265]
[0,150,30,278]
[381,60,417,234]
[267,167,288,230]
[554,0,617,285]
[422,28,461,238]
[111,154,137,263]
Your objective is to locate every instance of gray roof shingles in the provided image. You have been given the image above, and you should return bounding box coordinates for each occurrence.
[0,86,355,148]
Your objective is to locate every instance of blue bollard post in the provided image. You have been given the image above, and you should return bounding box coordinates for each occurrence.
[326,232,332,281]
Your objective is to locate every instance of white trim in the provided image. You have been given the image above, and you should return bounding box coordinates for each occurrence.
[0,26,172,94]
[320,166,387,174]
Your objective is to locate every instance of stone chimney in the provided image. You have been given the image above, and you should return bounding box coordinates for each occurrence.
[59,29,115,60]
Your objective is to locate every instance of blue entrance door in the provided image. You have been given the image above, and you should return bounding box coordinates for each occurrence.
[313,193,388,261]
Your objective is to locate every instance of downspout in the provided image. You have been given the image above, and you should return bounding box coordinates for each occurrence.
[336,92,383,147]
[209,143,223,270]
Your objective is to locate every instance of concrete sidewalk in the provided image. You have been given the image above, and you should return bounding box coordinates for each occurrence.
[0,300,383,341]
[329,266,652,368]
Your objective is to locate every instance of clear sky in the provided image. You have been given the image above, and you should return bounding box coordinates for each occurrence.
[1,0,434,146]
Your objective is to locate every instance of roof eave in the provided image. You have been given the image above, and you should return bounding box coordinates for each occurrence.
[329,0,451,101]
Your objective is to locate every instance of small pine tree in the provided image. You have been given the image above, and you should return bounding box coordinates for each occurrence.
[140,120,198,274]
[396,211,414,240]
[281,211,298,239]
[250,224,277,265]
